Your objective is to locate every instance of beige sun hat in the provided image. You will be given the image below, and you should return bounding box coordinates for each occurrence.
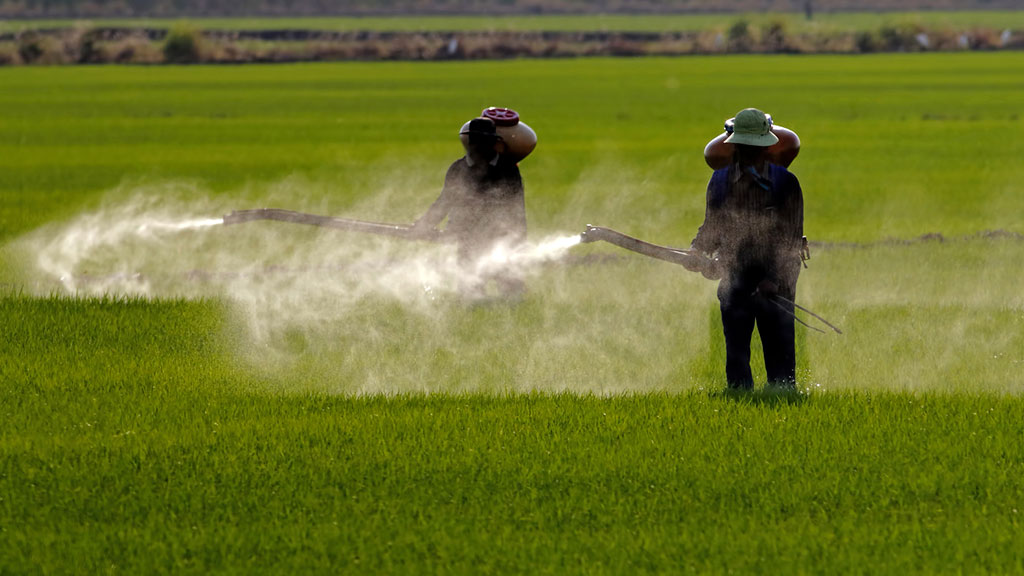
[723,108,780,147]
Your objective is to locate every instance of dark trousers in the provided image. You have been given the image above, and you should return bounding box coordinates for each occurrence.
[719,286,797,389]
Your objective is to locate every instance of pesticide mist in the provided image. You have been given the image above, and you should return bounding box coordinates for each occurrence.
[10,184,635,392]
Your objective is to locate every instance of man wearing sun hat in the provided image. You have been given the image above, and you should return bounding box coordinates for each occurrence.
[685,108,805,389]
[413,116,527,298]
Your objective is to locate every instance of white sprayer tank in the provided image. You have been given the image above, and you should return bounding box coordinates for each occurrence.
[460,107,537,162]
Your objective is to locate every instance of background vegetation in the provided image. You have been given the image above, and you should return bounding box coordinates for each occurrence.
[3,12,1024,65]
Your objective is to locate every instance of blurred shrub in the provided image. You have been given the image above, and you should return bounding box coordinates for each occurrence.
[761,19,791,52]
[18,32,75,64]
[163,22,202,63]
[1002,30,1024,49]
[877,22,925,52]
[109,35,164,63]
[927,27,963,51]
[16,32,45,63]
[727,19,753,52]
[854,30,880,53]
[966,28,1001,50]
[0,43,22,65]
[77,28,103,62]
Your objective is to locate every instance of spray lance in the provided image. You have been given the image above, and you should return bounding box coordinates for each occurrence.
[222,208,445,242]
[578,224,840,334]
[580,225,721,279]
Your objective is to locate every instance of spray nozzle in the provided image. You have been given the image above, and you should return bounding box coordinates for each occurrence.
[580,224,609,244]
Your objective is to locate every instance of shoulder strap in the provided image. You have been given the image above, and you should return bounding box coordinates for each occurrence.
[769,164,792,205]
[708,168,730,208]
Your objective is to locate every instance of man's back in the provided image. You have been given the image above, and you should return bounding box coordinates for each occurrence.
[441,156,526,251]
[693,162,803,290]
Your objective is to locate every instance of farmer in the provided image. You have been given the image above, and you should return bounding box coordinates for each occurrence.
[413,116,527,298]
[684,108,805,389]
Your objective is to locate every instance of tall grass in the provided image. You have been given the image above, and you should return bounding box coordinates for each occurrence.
[3,362,1024,573]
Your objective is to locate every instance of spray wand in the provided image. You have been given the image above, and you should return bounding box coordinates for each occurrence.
[222,209,444,242]
[580,224,689,263]
[580,225,720,278]
[579,224,841,334]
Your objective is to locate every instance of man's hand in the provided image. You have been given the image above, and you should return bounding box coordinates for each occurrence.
[682,253,721,280]
[681,254,704,274]
[701,264,722,281]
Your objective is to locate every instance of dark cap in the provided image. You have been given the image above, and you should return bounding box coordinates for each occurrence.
[460,117,499,138]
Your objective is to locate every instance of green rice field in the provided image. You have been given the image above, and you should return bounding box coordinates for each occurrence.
[2,51,1023,573]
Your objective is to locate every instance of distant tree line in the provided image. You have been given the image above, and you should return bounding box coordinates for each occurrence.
[2,18,1020,66]
[1,0,1022,18]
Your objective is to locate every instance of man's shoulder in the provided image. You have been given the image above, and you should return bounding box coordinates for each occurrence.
[445,157,472,181]
[770,163,800,186]
[712,167,732,179]
[707,167,731,205]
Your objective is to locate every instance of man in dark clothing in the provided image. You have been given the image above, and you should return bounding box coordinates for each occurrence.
[413,117,527,298]
[686,108,805,389]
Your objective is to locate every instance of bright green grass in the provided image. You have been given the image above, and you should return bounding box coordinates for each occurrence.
[1,53,1022,246]
[4,11,1024,33]
[2,54,1024,573]
[2,298,1024,573]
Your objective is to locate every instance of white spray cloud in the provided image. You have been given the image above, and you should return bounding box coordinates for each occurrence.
[8,171,720,395]
[14,181,583,355]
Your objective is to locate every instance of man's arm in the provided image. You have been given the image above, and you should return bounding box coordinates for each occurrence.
[776,170,805,290]
[783,170,804,254]
[690,170,728,255]
[506,163,527,240]
[413,162,459,231]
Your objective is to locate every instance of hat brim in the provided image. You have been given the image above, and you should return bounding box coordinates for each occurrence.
[724,131,779,147]
[460,130,502,139]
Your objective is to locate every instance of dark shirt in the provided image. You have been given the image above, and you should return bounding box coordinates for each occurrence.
[692,162,803,292]
[419,155,526,257]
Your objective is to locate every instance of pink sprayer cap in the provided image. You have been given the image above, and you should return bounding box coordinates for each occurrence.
[482,107,520,127]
